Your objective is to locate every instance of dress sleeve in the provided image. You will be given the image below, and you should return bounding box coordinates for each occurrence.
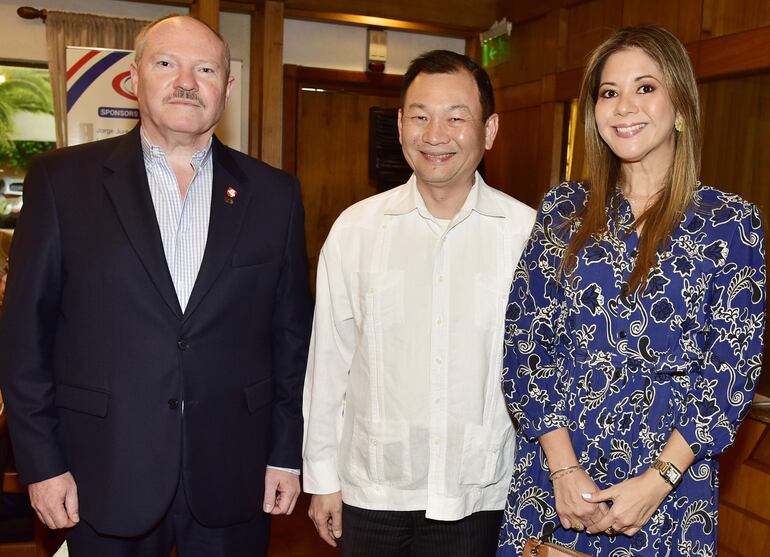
[502,186,573,440]
[677,203,766,460]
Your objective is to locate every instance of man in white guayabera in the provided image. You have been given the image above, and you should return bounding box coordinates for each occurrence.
[303,50,536,557]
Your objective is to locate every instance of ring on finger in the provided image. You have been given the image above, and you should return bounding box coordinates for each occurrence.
[573,523,584,531]
[607,525,618,536]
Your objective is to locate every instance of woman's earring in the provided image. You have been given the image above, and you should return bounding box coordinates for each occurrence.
[674,120,684,132]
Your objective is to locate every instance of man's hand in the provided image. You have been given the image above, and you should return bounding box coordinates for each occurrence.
[263,468,300,515]
[28,472,79,529]
[308,492,343,547]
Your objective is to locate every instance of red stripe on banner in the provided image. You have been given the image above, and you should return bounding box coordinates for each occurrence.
[111,71,137,101]
[66,50,100,81]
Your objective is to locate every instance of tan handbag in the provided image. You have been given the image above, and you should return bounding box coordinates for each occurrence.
[521,523,592,557]
[522,537,591,557]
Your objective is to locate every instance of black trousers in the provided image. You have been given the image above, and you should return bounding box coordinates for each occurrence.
[66,479,270,557]
[340,503,502,557]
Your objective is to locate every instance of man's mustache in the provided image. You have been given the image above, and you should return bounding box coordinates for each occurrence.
[164,89,205,107]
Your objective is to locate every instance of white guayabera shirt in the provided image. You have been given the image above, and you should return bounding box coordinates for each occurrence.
[303,173,536,520]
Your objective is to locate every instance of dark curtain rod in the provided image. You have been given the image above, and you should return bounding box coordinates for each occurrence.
[17,6,47,22]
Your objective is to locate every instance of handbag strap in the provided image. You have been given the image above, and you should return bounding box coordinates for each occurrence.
[538,521,561,543]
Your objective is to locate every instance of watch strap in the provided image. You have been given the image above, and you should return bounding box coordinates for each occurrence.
[651,458,682,488]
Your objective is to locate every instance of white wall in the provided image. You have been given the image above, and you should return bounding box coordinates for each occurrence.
[220,11,250,150]
[0,0,251,149]
[283,19,466,74]
[0,0,183,62]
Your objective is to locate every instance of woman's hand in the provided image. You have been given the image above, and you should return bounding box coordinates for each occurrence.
[552,468,609,532]
[583,468,671,536]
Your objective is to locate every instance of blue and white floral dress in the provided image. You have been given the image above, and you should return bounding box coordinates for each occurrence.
[497,182,766,556]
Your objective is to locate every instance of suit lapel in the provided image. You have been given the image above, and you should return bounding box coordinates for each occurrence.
[183,137,252,320]
[102,126,183,319]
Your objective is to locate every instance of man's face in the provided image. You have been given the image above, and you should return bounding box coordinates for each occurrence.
[130,17,234,145]
[398,70,497,194]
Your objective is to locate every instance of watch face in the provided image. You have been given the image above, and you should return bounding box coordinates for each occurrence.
[666,467,682,483]
[653,459,681,486]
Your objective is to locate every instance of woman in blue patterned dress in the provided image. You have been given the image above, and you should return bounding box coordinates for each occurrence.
[497,25,765,556]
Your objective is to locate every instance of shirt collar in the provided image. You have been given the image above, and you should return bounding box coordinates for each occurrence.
[139,127,213,170]
[383,172,505,218]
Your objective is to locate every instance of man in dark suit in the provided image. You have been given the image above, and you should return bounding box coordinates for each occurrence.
[0,15,312,556]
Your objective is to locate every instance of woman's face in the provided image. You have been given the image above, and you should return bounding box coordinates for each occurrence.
[594,47,678,170]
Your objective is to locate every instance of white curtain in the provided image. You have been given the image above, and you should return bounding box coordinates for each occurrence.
[45,11,149,146]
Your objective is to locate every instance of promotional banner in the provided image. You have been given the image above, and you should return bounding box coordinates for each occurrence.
[65,47,243,150]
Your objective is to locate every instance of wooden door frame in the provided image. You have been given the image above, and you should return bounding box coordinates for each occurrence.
[282,65,403,174]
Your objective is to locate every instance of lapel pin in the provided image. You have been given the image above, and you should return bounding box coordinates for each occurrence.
[224,186,238,205]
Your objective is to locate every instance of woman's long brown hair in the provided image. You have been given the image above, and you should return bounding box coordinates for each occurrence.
[564,25,701,292]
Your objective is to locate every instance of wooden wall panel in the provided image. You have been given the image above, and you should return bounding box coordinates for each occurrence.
[562,0,621,71]
[487,16,549,89]
[485,107,544,208]
[496,80,542,113]
[502,0,575,24]
[702,0,770,38]
[676,0,704,43]
[718,418,770,554]
[621,0,679,31]
[699,74,770,218]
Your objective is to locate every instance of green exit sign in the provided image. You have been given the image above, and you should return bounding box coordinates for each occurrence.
[481,36,511,68]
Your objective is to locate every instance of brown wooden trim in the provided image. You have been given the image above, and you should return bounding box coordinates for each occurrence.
[538,101,566,189]
[130,0,256,13]
[190,0,219,30]
[504,0,590,26]
[290,66,403,95]
[221,0,257,13]
[284,8,480,38]
[248,8,264,158]
[283,65,299,174]
[126,0,193,7]
[465,35,481,64]
[694,25,770,80]
[260,0,284,168]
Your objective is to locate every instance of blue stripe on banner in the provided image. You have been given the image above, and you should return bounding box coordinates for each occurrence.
[67,51,131,112]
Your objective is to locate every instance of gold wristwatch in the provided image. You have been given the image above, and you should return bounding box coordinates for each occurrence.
[650,458,682,488]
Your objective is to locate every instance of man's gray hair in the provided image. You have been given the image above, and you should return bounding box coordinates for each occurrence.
[134,14,231,77]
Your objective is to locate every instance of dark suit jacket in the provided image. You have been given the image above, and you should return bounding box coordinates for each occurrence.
[0,126,313,537]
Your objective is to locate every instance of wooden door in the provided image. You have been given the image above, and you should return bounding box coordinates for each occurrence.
[295,88,402,289]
